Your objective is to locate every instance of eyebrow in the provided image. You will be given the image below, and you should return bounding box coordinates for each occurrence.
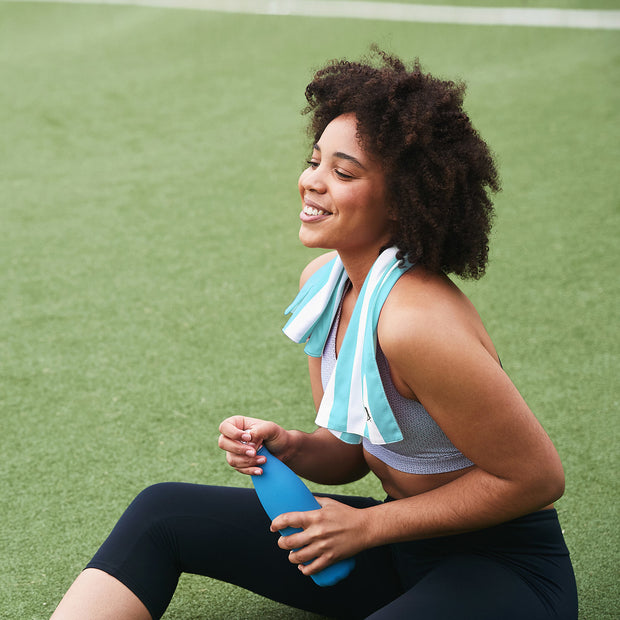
[313,144,367,170]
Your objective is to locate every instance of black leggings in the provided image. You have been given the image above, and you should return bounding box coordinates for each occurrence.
[86,483,577,619]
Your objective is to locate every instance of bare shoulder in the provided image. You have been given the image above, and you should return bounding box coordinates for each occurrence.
[378,267,498,365]
[299,251,338,289]
[380,267,475,330]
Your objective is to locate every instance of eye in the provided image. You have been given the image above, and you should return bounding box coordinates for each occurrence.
[335,169,354,180]
[306,160,319,169]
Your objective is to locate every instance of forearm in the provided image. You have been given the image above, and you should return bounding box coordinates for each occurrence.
[280,428,369,485]
[363,465,563,547]
[218,415,368,483]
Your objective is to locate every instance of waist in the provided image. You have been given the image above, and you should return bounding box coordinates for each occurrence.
[365,448,475,498]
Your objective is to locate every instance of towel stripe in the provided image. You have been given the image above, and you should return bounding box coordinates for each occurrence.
[284,248,411,444]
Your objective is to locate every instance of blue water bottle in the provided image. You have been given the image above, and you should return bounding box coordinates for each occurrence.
[251,445,355,586]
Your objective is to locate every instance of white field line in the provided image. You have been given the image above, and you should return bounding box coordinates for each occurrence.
[4,0,620,30]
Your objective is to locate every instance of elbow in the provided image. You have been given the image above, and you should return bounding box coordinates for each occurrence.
[532,456,565,507]
[549,463,566,503]
[547,448,566,503]
[542,471,565,506]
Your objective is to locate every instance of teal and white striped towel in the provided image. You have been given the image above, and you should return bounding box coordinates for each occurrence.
[283,247,411,445]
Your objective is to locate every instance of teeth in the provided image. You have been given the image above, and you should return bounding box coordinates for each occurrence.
[304,205,328,216]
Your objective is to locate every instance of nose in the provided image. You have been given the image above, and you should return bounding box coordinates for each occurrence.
[299,164,327,193]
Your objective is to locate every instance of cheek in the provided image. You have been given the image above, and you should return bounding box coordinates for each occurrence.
[359,193,392,232]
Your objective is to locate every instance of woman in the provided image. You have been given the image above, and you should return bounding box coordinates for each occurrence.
[51,49,577,619]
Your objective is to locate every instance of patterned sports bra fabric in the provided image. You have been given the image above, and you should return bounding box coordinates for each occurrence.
[321,305,474,474]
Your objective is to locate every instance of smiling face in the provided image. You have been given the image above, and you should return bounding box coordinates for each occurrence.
[298,114,394,263]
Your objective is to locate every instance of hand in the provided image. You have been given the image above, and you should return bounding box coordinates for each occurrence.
[271,497,369,576]
[217,415,290,475]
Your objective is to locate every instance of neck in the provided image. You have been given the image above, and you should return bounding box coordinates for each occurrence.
[337,245,390,293]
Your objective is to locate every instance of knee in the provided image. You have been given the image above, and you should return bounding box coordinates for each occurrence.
[124,482,183,524]
[133,482,179,504]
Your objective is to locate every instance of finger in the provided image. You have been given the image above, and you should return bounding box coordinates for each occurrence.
[291,547,333,574]
[297,557,324,576]
[218,433,267,476]
[233,464,265,476]
[276,531,306,551]
[224,446,265,472]
[280,539,321,569]
[218,417,253,443]
[271,508,316,533]
[225,448,267,470]
[287,543,319,566]
[218,434,260,458]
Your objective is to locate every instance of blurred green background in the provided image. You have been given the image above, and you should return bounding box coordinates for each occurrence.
[1,1,618,618]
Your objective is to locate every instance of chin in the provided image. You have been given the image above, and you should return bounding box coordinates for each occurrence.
[299,228,329,250]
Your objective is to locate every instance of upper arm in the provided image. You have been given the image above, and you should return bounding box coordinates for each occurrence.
[379,294,563,488]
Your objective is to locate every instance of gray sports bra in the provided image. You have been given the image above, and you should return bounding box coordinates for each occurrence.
[321,305,474,474]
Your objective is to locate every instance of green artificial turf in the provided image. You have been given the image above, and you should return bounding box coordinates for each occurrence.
[1,1,618,618]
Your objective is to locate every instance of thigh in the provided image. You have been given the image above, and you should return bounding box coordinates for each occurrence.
[91,483,402,619]
[171,484,403,618]
[367,554,554,620]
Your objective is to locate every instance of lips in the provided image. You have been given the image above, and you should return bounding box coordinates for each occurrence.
[300,199,332,222]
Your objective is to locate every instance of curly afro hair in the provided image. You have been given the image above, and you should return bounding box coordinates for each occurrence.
[303,47,500,279]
